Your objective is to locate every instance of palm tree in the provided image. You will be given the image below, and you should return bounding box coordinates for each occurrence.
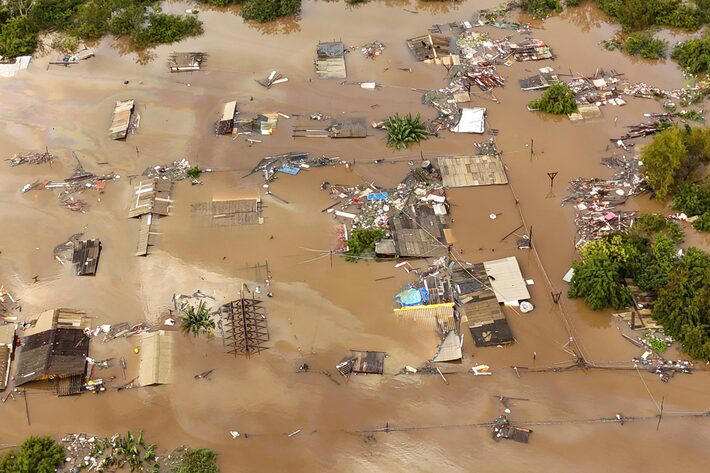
[384,113,428,149]
[180,301,215,336]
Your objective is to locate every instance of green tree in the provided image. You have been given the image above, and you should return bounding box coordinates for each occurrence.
[521,0,561,18]
[693,212,710,232]
[528,83,578,115]
[241,0,301,22]
[673,182,710,217]
[131,13,203,49]
[634,233,677,291]
[641,127,687,200]
[0,15,38,58]
[384,113,429,149]
[180,301,215,336]
[623,31,667,59]
[345,228,385,262]
[672,34,710,74]
[175,448,220,473]
[0,436,64,473]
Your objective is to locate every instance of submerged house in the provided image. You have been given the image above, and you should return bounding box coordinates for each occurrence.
[406,34,453,63]
[138,331,174,386]
[168,52,206,72]
[216,101,237,135]
[377,206,449,259]
[315,42,347,79]
[14,309,91,392]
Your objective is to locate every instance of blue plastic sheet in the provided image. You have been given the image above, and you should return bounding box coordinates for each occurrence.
[279,165,300,175]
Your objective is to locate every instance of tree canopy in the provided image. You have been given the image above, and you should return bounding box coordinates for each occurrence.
[528,83,578,115]
[0,436,64,473]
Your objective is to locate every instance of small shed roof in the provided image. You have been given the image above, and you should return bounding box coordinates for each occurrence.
[438,155,508,188]
[191,199,263,226]
[139,331,174,386]
[483,256,530,304]
[221,101,237,121]
[14,328,89,385]
[329,118,367,138]
[72,239,101,276]
[0,346,10,390]
[109,100,134,140]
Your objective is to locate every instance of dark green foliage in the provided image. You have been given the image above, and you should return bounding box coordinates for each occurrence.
[345,228,385,262]
[566,0,582,6]
[74,1,110,40]
[698,0,710,23]
[595,0,705,31]
[672,35,710,75]
[522,0,562,18]
[693,212,710,232]
[623,31,666,59]
[634,233,676,291]
[672,182,710,217]
[130,13,203,50]
[652,247,710,358]
[108,5,146,37]
[186,166,203,178]
[28,0,83,31]
[198,0,243,5]
[0,16,38,58]
[181,301,215,336]
[631,213,684,244]
[241,0,301,22]
[175,448,220,473]
[641,126,710,200]
[528,83,578,115]
[0,436,64,473]
[345,0,368,3]
[384,113,429,149]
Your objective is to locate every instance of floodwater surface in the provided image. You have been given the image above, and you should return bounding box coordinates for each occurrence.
[1,1,709,472]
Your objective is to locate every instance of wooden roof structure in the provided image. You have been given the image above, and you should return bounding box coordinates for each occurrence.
[14,328,89,386]
[390,206,448,258]
[168,52,206,72]
[138,331,174,386]
[329,118,367,138]
[394,303,456,330]
[109,99,134,140]
[23,308,91,337]
[315,42,346,79]
[483,256,530,304]
[128,178,172,218]
[438,155,508,188]
[406,34,451,62]
[452,265,514,347]
[191,199,263,226]
[72,239,101,276]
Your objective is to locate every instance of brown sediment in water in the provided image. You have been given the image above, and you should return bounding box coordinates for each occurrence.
[1,1,709,471]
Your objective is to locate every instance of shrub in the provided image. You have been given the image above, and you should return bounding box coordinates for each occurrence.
[693,212,710,232]
[384,113,428,149]
[0,16,38,58]
[623,31,666,59]
[345,228,385,262]
[180,301,215,336]
[27,0,83,31]
[131,13,203,49]
[108,5,146,37]
[198,0,242,5]
[0,436,64,473]
[673,182,710,216]
[528,83,578,115]
[74,1,111,40]
[641,126,688,200]
[672,35,710,75]
[596,0,705,31]
[522,0,562,18]
[631,213,684,243]
[175,448,220,473]
[241,0,301,22]
[186,165,202,178]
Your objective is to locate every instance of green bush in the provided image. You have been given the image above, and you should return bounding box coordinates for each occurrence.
[198,0,242,5]
[0,15,38,58]
[175,448,220,473]
[623,31,666,59]
[631,213,684,243]
[673,182,710,216]
[0,436,64,473]
[528,83,578,115]
[596,0,705,31]
[693,212,710,232]
[522,0,562,18]
[672,35,710,75]
[130,13,203,49]
[74,1,111,40]
[27,0,83,31]
[241,0,301,22]
[384,113,428,149]
[345,228,385,262]
[108,5,146,37]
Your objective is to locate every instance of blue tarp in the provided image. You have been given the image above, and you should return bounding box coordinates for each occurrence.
[395,287,430,307]
[367,192,389,201]
[279,165,300,175]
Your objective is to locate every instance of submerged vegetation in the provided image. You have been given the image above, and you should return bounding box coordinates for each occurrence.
[528,83,578,115]
[623,31,667,60]
[0,0,203,58]
[0,436,64,473]
[180,301,215,336]
[641,126,710,200]
[672,34,710,75]
[673,182,710,232]
[595,0,707,31]
[175,448,220,473]
[384,113,429,149]
[198,0,301,22]
[521,0,562,18]
[345,228,385,262]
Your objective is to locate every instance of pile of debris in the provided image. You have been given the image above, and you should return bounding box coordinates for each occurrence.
[22,159,117,212]
[633,358,693,383]
[491,415,532,443]
[256,70,288,88]
[611,114,673,142]
[246,152,346,181]
[566,69,626,106]
[142,159,209,182]
[563,154,647,246]
[360,41,385,59]
[622,78,710,105]
[6,150,55,166]
[473,3,531,34]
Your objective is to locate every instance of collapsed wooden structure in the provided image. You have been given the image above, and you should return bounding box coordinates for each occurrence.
[129,178,173,256]
[216,100,237,135]
[109,100,134,140]
[218,298,270,357]
[168,52,206,72]
[71,239,101,276]
[406,34,453,63]
[292,117,368,139]
[336,350,386,375]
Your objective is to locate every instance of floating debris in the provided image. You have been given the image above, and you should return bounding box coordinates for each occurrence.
[6,150,56,166]
[360,41,385,59]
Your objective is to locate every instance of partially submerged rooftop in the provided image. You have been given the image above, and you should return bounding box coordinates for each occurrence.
[438,155,508,188]
[138,331,174,386]
[315,42,346,79]
[14,327,89,386]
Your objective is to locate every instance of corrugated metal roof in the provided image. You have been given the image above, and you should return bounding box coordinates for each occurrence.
[139,331,174,386]
[432,331,463,362]
[0,324,15,346]
[483,256,530,303]
[438,155,508,188]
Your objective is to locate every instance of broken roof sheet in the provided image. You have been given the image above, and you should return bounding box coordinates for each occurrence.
[0,324,15,346]
[451,107,486,133]
[432,331,463,362]
[221,101,237,122]
[128,178,172,218]
[14,328,89,385]
[109,99,134,140]
[483,256,530,304]
[0,346,9,390]
[138,331,174,386]
[71,239,101,276]
[316,42,346,79]
[438,155,508,188]
[390,206,448,258]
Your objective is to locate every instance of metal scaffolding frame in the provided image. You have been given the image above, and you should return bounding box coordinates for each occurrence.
[218,296,270,357]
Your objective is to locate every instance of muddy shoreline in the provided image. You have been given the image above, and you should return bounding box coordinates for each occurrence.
[1,1,709,471]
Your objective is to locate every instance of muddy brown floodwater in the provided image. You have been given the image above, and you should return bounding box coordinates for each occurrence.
[1,1,710,471]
